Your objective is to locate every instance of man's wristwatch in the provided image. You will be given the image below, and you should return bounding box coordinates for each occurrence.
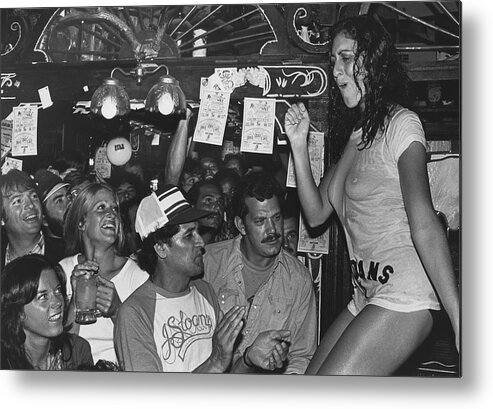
[243,346,255,368]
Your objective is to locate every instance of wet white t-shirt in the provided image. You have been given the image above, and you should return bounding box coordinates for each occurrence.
[331,108,440,313]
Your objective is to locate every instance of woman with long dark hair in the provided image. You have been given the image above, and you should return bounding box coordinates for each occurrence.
[1,254,93,370]
[285,15,459,375]
[60,181,148,365]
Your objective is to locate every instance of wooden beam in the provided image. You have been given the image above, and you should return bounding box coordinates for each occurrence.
[1,56,330,108]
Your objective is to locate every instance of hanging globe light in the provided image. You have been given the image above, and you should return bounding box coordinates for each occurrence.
[90,64,185,119]
[145,74,186,116]
[90,78,130,119]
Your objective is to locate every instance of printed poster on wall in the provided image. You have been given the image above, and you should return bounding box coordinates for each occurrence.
[94,146,112,179]
[1,119,13,160]
[199,75,224,100]
[286,131,325,188]
[1,157,22,175]
[240,97,276,154]
[193,90,230,146]
[12,105,38,156]
[297,215,329,255]
[215,68,245,92]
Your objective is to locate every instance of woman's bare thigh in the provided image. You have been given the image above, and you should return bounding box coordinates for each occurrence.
[305,307,355,374]
[316,304,433,376]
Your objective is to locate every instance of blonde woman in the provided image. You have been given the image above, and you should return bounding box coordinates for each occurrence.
[60,182,148,364]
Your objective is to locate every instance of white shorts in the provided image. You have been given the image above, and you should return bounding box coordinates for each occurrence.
[347,285,441,316]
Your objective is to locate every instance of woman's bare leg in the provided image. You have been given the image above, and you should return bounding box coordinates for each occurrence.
[305,307,355,374]
[316,305,433,376]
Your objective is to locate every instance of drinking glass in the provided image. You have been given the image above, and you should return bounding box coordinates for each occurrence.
[75,273,98,324]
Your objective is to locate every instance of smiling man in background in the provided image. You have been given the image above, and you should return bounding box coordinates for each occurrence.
[1,169,64,269]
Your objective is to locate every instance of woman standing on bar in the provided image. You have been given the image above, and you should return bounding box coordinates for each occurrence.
[285,15,459,375]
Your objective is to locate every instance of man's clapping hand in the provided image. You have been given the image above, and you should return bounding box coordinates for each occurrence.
[194,305,246,373]
[245,330,291,370]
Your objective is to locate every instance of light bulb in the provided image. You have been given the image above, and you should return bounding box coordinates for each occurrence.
[157,93,174,115]
[101,100,118,119]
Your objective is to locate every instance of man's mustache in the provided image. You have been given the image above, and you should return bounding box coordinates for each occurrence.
[262,233,281,243]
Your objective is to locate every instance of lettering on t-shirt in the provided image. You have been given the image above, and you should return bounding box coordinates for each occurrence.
[160,310,214,363]
[350,259,394,285]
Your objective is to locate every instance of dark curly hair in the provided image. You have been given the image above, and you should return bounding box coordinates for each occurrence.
[185,179,223,207]
[1,254,72,369]
[232,171,285,221]
[223,153,246,176]
[107,168,148,203]
[135,224,180,277]
[329,15,410,153]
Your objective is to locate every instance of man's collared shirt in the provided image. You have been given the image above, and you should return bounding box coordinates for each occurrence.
[5,231,45,265]
[204,235,317,374]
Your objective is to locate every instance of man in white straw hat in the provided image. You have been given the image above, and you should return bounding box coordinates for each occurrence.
[115,185,290,373]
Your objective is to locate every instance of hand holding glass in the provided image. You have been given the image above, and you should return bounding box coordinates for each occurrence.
[75,272,98,324]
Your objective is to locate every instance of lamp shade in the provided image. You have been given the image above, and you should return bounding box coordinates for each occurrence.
[145,75,186,116]
[90,78,130,119]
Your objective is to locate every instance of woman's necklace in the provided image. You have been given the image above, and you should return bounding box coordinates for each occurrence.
[46,349,64,370]
[30,349,64,370]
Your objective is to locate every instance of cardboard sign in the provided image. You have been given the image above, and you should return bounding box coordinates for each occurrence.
[94,146,111,179]
[240,97,276,154]
[1,119,13,160]
[297,214,329,255]
[1,157,22,174]
[12,105,38,156]
[193,90,230,146]
[286,131,324,188]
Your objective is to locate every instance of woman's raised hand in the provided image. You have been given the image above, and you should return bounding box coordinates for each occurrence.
[284,102,310,149]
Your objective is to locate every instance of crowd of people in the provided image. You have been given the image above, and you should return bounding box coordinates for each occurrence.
[0,15,459,375]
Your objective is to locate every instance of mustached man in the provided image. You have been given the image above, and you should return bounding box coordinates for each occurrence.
[115,185,290,373]
[204,172,317,374]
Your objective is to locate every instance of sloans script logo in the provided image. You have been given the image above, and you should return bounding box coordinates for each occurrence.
[160,311,214,363]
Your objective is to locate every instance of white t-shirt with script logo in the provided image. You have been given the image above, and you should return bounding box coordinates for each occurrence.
[115,278,221,372]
